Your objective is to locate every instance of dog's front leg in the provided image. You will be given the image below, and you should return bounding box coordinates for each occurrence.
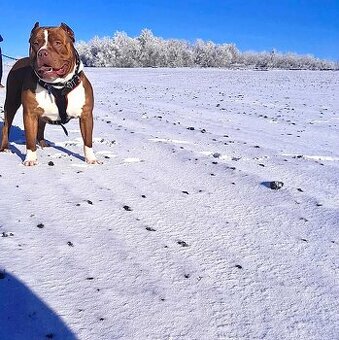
[79,115,100,164]
[37,118,50,148]
[23,112,39,166]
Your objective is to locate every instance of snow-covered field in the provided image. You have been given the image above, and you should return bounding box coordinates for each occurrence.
[0,67,338,340]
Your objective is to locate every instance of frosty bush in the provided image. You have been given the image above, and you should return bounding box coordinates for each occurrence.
[76,29,337,70]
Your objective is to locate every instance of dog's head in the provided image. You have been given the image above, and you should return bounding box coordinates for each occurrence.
[29,22,77,82]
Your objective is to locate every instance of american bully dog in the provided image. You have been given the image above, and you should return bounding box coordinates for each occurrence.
[0,22,100,165]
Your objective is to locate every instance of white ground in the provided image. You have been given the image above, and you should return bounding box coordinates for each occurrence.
[0,67,338,340]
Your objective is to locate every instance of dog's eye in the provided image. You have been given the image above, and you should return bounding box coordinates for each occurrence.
[33,41,39,47]
[54,41,62,47]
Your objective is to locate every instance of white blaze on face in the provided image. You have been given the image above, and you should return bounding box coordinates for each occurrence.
[38,29,49,53]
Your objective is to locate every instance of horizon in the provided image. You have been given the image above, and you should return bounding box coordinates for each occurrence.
[1,1,338,61]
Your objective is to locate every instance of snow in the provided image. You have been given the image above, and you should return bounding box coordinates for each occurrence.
[0,67,338,340]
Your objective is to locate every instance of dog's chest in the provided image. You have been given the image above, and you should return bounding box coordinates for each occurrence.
[36,82,86,121]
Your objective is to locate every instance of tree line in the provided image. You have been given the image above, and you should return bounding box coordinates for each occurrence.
[76,29,338,70]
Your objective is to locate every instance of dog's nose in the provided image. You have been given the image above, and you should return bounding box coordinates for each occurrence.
[38,49,49,58]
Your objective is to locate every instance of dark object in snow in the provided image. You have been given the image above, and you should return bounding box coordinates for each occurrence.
[213,153,221,158]
[2,232,14,237]
[141,195,146,198]
[123,205,133,211]
[187,127,195,130]
[235,265,243,269]
[146,227,156,232]
[184,274,191,278]
[262,181,284,190]
[37,223,45,229]
[86,277,94,280]
[87,200,93,205]
[67,241,74,247]
[48,161,54,166]
[182,191,189,195]
[177,240,189,247]
[270,181,284,190]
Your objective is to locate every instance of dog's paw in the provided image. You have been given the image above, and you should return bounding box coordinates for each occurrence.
[84,146,102,164]
[86,158,103,165]
[23,159,38,166]
[38,140,51,149]
[23,150,38,166]
[0,144,10,152]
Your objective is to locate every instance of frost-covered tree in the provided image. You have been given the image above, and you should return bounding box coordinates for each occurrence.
[193,40,218,67]
[76,29,337,70]
[137,29,166,67]
[165,39,193,67]
[113,31,141,67]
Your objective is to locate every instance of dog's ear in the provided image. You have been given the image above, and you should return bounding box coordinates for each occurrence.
[60,23,75,42]
[30,22,40,36]
[30,22,40,41]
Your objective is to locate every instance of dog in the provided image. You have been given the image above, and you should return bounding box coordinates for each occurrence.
[0,22,100,165]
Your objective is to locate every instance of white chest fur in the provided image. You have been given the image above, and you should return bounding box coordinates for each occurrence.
[36,82,86,121]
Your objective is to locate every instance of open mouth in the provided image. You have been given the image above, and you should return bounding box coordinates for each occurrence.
[37,63,69,79]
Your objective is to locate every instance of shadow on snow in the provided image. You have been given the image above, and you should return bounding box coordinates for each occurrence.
[0,122,84,162]
[0,271,76,339]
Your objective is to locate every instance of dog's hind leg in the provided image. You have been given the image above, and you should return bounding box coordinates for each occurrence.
[0,91,21,151]
[1,59,31,152]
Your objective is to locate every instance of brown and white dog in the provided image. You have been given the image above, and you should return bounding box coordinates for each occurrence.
[0,22,100,165]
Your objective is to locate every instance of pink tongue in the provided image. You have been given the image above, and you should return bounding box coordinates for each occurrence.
[56,67,64,75]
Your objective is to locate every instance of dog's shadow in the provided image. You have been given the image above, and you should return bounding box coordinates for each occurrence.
[48,142,85,162]
[0,122,85,162]
[0,123,26,161]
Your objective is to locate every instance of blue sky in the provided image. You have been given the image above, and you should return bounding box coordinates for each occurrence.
[1,0,338,60]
